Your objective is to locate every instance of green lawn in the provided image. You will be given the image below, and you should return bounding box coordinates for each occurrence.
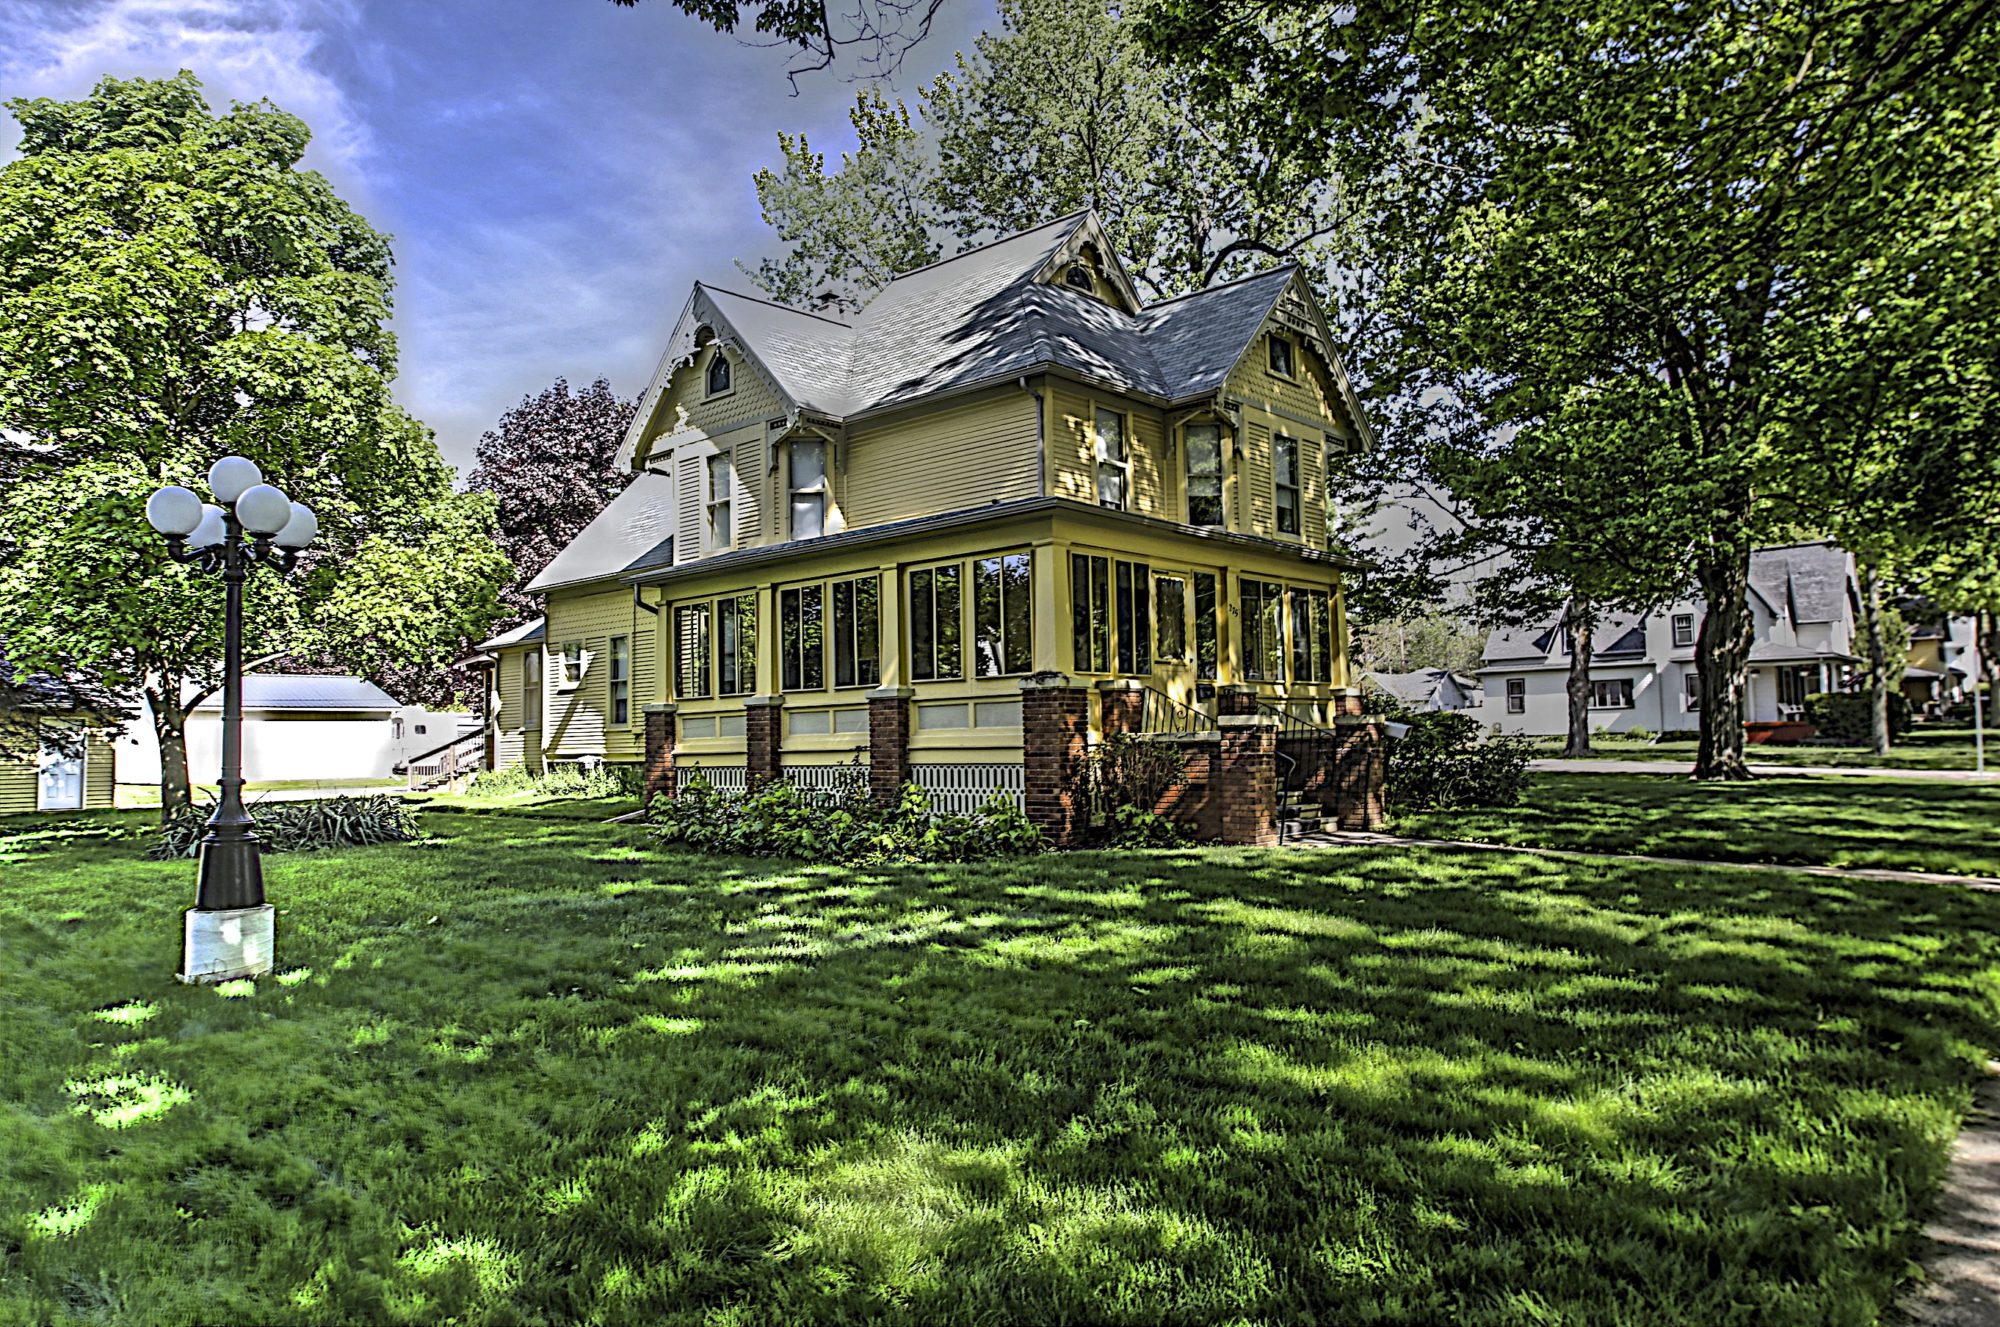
[1395,772,2000,878]
[1540,726,1993,771]
[4,800,1999,1325]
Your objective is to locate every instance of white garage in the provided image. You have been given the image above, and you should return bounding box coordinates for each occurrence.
[118,675,435,787]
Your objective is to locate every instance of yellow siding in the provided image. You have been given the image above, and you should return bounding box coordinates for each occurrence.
[545,588,650,762]
[86,736,114,807]
[1243,419,1275,535]
[844,393,1039,530]
[1224,323,1345,544]
[0,757,31,815]
[647,346,787,452]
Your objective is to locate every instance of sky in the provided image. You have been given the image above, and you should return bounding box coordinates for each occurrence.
[0,0,1000,474]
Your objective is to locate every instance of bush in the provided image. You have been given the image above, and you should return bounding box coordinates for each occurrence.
[1071,733,1189,841]
[1804,691,1911,743]
[1105,805,1191,848]
[152,794,422,859]
[1386,711,1535,812]
[646,774,1043,865]
[473,760,636,799]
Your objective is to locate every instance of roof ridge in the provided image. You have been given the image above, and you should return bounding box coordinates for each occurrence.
[875,210,1091,287]
[1142,262,1298,311]
[697,283,853,329]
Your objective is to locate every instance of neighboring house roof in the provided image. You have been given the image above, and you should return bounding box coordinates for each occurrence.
[1367,669,1459,707]
[474,617,547,653]
[524,472,677,593]
[0,645,128,716]
[195,675,399,712]
[1749,541,1849,625]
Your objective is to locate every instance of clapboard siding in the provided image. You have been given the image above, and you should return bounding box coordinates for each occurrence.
[544,588,648,762]
[0,726,116,814]
[1224,322,1343,544]
[846,394,1039,530]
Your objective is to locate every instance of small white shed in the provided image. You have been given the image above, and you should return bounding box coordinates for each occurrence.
[119,675,419,786]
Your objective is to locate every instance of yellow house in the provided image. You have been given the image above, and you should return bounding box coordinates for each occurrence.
[475,212,1380,842]
[0,665,119,815]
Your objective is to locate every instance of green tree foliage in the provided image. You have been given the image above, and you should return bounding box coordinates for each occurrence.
[1142,0,2000,778]
[1355,611,1485,677]
[0,73,511,815]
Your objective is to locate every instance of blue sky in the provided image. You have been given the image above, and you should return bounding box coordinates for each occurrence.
[0,0,999,473]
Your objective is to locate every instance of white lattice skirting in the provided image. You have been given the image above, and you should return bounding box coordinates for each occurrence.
[783,763,868,804]
[911,762,1025,815]
[677,764,747,795]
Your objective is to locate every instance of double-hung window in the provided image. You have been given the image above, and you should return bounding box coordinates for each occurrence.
[974,553,1032,677]
[1069,553,1111,673]
[1506,678,1525,714]
[1590,678,1635,709]
[1291,587,1332,683]
[1185,423,1224,527]
[1240,579,1285,681]
[830,575,881,688]
[779,584,826,690]
[1114,560,1152,674]
[609,636,630,725]
[1683,671,1701,711]
[909,563,963,681]
[706,453,733,552]
[523,650,543,729]
[559,641,584,689]
[1154,575,1187,662]
[789,439,828,540]
[1672,613,1696,648]
[1273,435,1301,535]
[1093,408,1128,510]
[1193,573,1219,680]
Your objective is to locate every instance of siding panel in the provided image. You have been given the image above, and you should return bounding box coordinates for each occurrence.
[844,394,1038,529]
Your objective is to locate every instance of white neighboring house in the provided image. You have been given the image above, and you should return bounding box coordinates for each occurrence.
[1367,668,1482,712]
[119,675,473,786]
[1480,541,1860,737]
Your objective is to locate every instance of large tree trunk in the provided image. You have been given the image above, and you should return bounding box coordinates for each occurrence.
[1693,548,1755,780]
[1856,562,1893,756]
[148,681,193,822]
[1563,595,1592,758]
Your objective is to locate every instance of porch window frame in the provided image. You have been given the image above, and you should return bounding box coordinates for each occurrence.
[973,551,1033,678]
[908,560,965,682]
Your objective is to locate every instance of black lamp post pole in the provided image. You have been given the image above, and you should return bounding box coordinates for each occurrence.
[195,511,264,913]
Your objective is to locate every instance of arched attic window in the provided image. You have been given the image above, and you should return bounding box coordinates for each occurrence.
[1064,242,1102,293]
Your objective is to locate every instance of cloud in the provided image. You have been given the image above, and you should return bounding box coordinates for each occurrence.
[0,0,370,180]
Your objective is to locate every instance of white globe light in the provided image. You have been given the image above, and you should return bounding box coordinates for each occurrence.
[206,455,262,504]
[145,485,204,536]
[274,502,318,549]
[189,504,227,549]
[235,483,293,536]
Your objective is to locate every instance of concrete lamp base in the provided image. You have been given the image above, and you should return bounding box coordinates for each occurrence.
[178,904,275,984]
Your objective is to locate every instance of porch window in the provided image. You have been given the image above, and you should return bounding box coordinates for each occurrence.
[1506,678,1525,713]
[780,584,826,691]
[1589,678,1635,709]
[1672,613,1696,648]
[1155,575,1187,662]
[909,563,963,681]
[789,438,828,540]
[706,452,733,551]
[1185,424,1224,526]
[1292,587,1332,683]
[718,594,755,696]
[1114,560,1152,674]
[1193,573,1219,680]
[1069,553,1111,673]
[1093,408,1128,510]
[1268,333,1295,378]
[831,575,880,688]
[1240,578,1286,681]
[675,604,711,699]
[610,636,630,725]
[974,552,1032,677]
[1684,671,1701,711]
[1274,436,1301,536]
[706,348,732,396]
[523,649,543,729]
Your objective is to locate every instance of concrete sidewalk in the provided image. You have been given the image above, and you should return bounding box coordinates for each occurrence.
[1530,758,2000,783]
[1905,1063,2000,1326]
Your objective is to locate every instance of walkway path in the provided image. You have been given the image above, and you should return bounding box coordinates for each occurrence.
[1293,827,2000,891]
[1530,758,1999,783]
[1904,1063,2000,1326]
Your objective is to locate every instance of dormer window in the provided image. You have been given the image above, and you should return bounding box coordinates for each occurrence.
[1065,264,1093,291]
[1268,334,1295,379]
[706,348,732,397]
[789,438,827,539]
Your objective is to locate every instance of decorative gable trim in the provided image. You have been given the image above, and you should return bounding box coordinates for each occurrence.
[1031,212,1142,314]
[1252,271,1376,452]
[619,285,805,471]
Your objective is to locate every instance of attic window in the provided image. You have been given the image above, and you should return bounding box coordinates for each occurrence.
[706,348,732,397]
[1065,264,1094,291]
[1268,334,1295,379]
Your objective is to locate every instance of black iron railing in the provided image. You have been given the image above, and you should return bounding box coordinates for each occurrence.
[1255,698,1341,801]
[1137,685,1217,735]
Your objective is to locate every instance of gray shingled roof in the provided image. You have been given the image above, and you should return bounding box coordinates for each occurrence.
[197,675,399,712]
[475,617,546,653]
[1750,542,1850,624]
[689,214,1310,421]
[524,473,677,593]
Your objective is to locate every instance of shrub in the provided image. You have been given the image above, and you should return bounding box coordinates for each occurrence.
[1071,733,1189,838]
[646,774,1043,865]
[152,794,422,859]
[1106,805,1191,848]
[1804,691,1911,743]
[1386,711,1535,812]
[473,761,635,799]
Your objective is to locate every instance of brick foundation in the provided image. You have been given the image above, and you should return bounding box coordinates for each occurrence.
[744,696,782,788]
[868,687,913,806]
[1333,716,1387,830]
[642,704,676,807]
[1097,681,1143,737]
[1216,683,1261,717]
[1217,714,1279,846]
[1022,674,1089,847]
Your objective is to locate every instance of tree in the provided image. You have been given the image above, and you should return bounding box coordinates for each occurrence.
[1143,0,2000,778]
[466,378,637,627]
[607,0,948,80]
[0,74,511,816]
[1354,611,1485,676]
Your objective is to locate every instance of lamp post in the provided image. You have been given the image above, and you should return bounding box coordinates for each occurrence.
[145,457,318,983]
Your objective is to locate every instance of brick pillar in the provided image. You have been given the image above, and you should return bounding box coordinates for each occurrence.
[1332,687,1366,718]
[1334,715,1387,830]
[868,686,913,806]
[1217,714,1279,846]
[1216,683,1260,717]
[1022,673,1089,847]
[642,703,677,807]
[1097,680,1143,736]
[744,695,783,789]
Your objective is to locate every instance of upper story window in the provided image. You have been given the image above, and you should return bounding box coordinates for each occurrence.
[1274,435,1301,535]
[1064,263,1094,291]
[609,636,630,725]
[705,348,732,397]
[706,452,733,552]
[1268,334,1295,379]
[789,438,827,539]
[558,641,584,689]
[1672,613,1696,648]
[1093,408,1128,510]
[1185,423,1224,527]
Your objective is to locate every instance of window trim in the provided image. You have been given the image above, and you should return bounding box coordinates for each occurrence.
[1671,613,1696,649]
[557,641,584,691]
[1273,433,1302,537]
[1092,404,1130,512]
[705,451,733,553]
[1267,333,1296,380]
[1505,677,1525,714]
[704,345,734,399]
[788,437,829,541]
[1184,421,1225,528]
[609,635,631,726]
